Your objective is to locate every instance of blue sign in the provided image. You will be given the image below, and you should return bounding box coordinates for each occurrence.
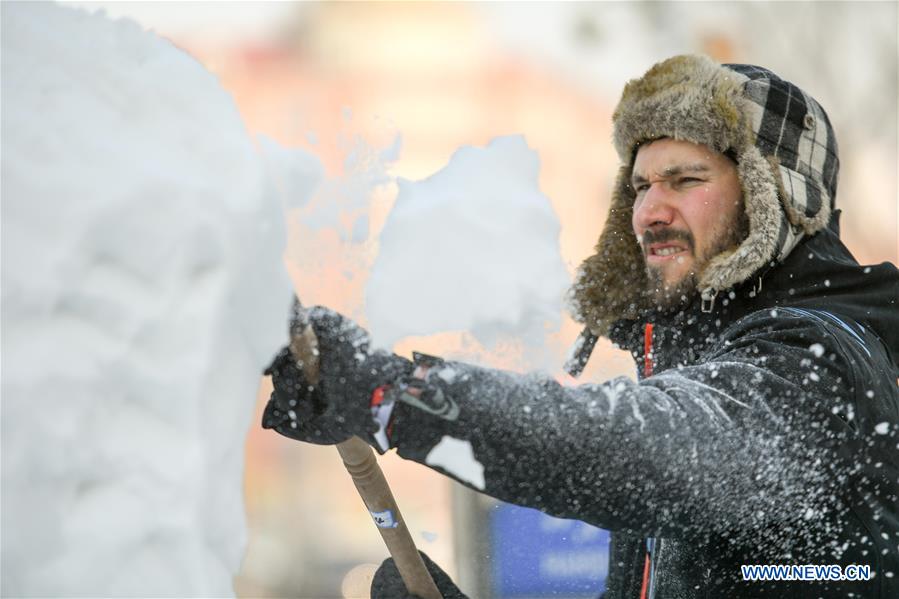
[490,503,610,598]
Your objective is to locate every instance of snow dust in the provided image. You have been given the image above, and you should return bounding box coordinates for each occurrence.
[2,3,290,596]
[272,116,400,319]
[366,135,570,350]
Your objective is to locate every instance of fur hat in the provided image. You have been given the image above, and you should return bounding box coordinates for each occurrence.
[570,54,840,337]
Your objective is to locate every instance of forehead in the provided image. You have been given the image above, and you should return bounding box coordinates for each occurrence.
[632,138,728,175]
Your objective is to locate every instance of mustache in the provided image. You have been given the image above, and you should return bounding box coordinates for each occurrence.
[640,228,695,253]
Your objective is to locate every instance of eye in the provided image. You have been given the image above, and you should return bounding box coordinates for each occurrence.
[633,183,650,193]
[678,176,703,185]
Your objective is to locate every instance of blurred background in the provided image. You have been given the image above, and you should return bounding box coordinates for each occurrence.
[64,2,899,597]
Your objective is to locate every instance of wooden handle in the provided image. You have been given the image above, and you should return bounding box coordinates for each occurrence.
[287,298,441,599]
[336,437,442,599]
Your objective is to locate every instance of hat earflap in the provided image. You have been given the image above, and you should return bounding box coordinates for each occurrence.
[698,146,784,297]
[777,163,833,237]
[570,166,648,336]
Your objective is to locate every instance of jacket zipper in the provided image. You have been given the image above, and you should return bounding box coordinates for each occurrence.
[643,323,654,377]
[639,322,655,599]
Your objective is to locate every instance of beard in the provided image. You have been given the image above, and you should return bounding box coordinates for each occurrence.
[643,211,749,312]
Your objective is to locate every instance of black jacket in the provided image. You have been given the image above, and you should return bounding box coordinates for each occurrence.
[388,221,899,598]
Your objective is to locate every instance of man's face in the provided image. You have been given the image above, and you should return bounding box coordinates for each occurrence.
[630,138,747,309]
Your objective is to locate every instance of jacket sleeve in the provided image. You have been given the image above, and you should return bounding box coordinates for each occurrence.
[388,308,895,547]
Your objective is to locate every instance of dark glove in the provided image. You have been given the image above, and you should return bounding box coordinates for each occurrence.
[371,550,469,599]
[262,306,412,446]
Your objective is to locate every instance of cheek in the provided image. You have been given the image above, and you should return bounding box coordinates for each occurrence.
[630,202,643,236]
[680,194,725,244]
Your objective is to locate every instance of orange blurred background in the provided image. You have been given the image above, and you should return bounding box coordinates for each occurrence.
[66,3,899,597]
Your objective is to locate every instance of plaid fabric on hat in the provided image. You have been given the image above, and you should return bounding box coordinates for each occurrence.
[725,64,840,228]
[774,213,807,263]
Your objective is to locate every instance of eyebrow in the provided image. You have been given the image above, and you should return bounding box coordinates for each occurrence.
[631,163,712,186]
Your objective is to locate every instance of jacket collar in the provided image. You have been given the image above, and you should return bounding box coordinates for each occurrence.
[604,219,899,374]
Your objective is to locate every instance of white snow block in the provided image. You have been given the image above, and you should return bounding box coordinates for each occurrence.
[366,135,569,349]
[1,3,290,596]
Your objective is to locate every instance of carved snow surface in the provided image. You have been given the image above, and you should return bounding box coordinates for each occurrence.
[2,3,289,596]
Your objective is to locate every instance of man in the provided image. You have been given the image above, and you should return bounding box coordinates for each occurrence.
[263,55,898,597]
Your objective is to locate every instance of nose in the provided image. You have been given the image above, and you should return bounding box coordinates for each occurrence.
[632,183,676,232]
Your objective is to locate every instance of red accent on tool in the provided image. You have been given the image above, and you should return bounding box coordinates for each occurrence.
[370,384,390,407]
